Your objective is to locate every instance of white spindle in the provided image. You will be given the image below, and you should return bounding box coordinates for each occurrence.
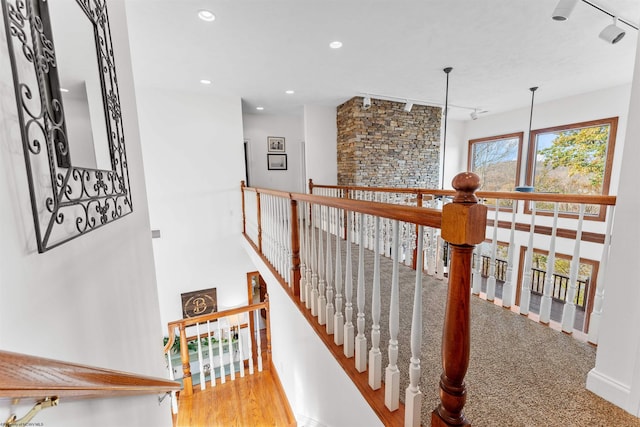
[318,204,327,325]
[405,225,424,427]
[520,201,537,315]
[385,219,400,410]
[436,233,445,281]
[472,245,482,295]
[310,205,319,315]
[306,203,314,307]
[254,310,263,372]
[247,315,254,376]
[326,205,335,334]
[561,204,586,333]
[539,202,560,324]
[227,320,236,381]
[334,207,344,346]
[355,213,367,372]
[196,323,206,390]
[502,199,518,308]
[216,320,226,383]
[344,211,355,358]
[207,321,216,387]
[486,202,499,301]
[299,202,307,304]
[427,227,436,276]
[167,333,178,414]
[235,315,245,378]
[588,205,614,344]
[369,216,382,390]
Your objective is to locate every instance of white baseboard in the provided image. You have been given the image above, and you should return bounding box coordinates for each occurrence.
[586,367,633,414]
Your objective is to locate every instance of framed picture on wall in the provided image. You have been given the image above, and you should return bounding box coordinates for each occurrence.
[181,288,217,318]
[267,136,285,152]
[267,154,287,170]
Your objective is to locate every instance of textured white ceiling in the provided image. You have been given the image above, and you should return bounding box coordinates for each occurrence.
[125,0,640,120]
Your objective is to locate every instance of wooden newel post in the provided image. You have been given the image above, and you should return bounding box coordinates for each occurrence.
[290,198,301,298]
[432,172,487,427]
[179,324,193,396]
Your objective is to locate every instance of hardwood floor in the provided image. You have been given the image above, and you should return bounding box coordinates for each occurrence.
[175,364,296,427]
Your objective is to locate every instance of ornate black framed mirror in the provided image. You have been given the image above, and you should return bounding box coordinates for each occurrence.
[2,0,132,252]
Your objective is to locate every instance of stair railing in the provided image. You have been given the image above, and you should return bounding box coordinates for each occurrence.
[241,172,486,427]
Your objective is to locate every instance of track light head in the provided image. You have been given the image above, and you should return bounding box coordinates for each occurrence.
[470,110,478,120]
[551,0,578,21]
[599,18,626,44]
[363,96,372,110]
[404,101,413,112]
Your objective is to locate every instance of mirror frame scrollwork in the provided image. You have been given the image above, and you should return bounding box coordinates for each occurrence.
[2,0,132,252]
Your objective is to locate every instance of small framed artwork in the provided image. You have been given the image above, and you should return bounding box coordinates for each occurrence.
[181,287,218,318]
[267,154,287,170]
[267,136,285,152]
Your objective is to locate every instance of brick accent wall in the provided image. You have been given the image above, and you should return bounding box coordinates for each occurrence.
[337,97,441,188]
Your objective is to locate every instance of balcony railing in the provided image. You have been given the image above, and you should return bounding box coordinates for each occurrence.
[310,180,616,342]
[242,173,487,427]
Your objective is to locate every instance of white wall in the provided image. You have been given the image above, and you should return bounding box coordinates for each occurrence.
[243,113,305,192]
[586,32,640,416]
[134,89,255,328]
[0,1,171,425]
[242,240,383,427]
[304,105,338,187]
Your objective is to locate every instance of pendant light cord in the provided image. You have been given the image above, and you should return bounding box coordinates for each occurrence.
[441,67,452,190]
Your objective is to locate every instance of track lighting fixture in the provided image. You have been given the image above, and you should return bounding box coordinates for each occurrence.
[470,109,478,120]
[363,96,372,110]
[404,101,413,112]
[551,0,578,21]
[599,17,625,44]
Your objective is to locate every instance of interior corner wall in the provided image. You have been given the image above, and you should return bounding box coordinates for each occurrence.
[0,1,171,425]
[134,88,255,328]
[243,113,305,193]
[304,105,338,187]
[337,97,441,188]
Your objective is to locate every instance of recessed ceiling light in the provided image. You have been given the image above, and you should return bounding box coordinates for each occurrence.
[256,106,264,111]
[60,88,69,93]
[198,9,215,22]
[200,79,212,85]
[285,90,295,95]
[329,41,343,49]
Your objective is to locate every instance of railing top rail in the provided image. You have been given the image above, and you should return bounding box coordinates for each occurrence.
[167,301,268,330]
[0,350,180,400]
[243,185,443,228]
[308,182,617,206]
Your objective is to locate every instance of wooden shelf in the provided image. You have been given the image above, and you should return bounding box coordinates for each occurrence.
[0,350,181,402]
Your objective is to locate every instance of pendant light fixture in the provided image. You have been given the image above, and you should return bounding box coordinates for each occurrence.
[441,66,452,190]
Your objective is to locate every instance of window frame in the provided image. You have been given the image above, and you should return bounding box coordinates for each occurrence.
[524,117,618,221]
[467,132,524,192]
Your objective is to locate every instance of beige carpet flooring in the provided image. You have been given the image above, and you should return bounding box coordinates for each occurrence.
[321,233,640,426]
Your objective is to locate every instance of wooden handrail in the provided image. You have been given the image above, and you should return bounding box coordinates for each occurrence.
[0,350,180,400]
[309,180,617,206]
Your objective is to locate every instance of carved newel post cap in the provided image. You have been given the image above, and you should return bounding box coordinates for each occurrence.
[452,172,481,204]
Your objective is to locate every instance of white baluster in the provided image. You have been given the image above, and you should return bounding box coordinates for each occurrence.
[299,202,307,304]
[405,225,424,427]
[334,207,344,346]
[539,202,560,324]
[561,204,586,333]
[588,205,614,344]
[207,321,216,387]
[318,204,327,325]
[355,213,367,372]
[472,245,482,295]
[427,227,436,276]
[235,315,245,378]
[369,216,382,390]
[436,233,446,281]
[216,320,226,383]
[310,205,319,315]
[486,202,499,301]
[254,310,263,372]
[344,212,355,358]
[502,199,518,308]
[520,201,537,315]
[166,329,178,414]
[326,205,335,334]
[385,219,400,411]
[227,319,236,381]
[196,323,206,390]
[305,203,313,307]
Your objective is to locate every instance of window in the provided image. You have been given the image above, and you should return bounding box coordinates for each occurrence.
[468,133,523,192]
[526,117,617,218]
[468,133,523,207]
